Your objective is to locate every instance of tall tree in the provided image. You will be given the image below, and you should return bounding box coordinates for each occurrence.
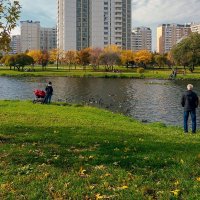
[77,48,91,70]
[171,33,200,71]
[120,50,135,68]
[99,52,121,71]
[0,0,21,51]
[64,50,77,70]
[27,50,43,65]
[154,54,168,68]
[89,48,102,70]
[134,50,152,68]
[49,48,63,69]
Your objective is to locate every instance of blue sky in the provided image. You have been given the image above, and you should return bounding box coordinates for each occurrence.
[13,0,200,50]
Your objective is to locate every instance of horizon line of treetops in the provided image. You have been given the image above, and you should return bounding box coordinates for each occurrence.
[1,32,200,72]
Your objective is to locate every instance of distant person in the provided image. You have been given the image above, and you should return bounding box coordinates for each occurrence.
[43,81,53,104]
[181,84,199,133]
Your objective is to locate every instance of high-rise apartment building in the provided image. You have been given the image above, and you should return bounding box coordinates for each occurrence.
[157,24,191,54]
[20,20,57,52]
[57,0,132,51]
[10,35,21,54]
[20,20,40,52]
[40,27,57,51]
[131,27,152,52]
[191,23,200,34]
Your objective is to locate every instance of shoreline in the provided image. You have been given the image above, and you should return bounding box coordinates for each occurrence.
[1,70,200,80]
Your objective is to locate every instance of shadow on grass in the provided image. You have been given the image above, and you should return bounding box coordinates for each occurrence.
[1,124,200,175]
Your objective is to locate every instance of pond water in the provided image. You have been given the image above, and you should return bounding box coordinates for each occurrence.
[1,76,200,127]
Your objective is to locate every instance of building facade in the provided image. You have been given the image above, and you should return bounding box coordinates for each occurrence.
[20,20,41,52]
[131,27,152,52]
[20,20,57,53]
[10,35,21,54]
[157,24,191,54]
[191,23,200,34]
[40,27,57,51]
[57,0,132,51]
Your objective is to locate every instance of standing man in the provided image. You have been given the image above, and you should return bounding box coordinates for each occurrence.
[181,84,199,133]
[43,81,53,104]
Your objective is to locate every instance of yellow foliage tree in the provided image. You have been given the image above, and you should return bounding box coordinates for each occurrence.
[27,50,42,64]
[49,48,64,69]
[104,45,121,53]
[49,49,63,63]
[134,50,152,68]
[120,50,135,67]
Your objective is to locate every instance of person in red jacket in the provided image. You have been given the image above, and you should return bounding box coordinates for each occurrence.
[181,84,199,133]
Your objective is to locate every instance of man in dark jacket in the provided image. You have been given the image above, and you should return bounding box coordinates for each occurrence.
[43,81,53,104]
[181,84,199,133]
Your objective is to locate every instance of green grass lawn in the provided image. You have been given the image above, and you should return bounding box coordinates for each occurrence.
[1,65,200,79]
[1,100,200,199]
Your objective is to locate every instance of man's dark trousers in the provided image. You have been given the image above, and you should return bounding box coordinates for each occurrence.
[184,110,196,133]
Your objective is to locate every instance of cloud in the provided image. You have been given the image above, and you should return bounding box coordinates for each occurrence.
[18,0,56,27]
[132,0,200,26]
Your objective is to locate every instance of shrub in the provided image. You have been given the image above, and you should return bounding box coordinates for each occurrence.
[137,67,145,73]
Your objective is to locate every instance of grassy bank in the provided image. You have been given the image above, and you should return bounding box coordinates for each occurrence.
[1,65,200,79]
[1,101,200,199]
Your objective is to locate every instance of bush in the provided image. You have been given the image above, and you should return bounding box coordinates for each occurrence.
[137,67,145,73]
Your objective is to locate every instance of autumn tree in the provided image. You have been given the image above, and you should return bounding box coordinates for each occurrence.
[134,50,152,68]
[0,0,21,51]
[89,48,103,70]
[99,45,121,71]
[64,50,77,71]
[49,48,63,69]
[120,50,135,68]
[99,52,121,71]
[27,50,43,65]
[104,45,121,53]
[77,48,91,70]
[41,51,49,70]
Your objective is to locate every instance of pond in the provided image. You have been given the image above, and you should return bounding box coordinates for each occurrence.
[1,76,200,127]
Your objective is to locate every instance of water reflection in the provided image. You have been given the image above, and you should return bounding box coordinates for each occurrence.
[0,76,200,127]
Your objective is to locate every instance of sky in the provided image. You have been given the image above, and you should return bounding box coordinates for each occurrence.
[12,0,200,50]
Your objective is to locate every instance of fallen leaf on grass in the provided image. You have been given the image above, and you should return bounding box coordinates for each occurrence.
[196,177,200,182]
[95,193,117,200]
[95,165,106,170]
[117,185,128,190]
[79,167,88,177]
[171,189,181,197]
